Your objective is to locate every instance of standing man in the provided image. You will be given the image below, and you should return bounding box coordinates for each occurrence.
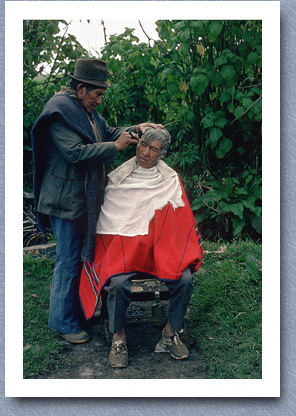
[31,58,162,344]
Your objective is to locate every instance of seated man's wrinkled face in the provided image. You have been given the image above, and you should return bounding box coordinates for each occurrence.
[136,139,164,169]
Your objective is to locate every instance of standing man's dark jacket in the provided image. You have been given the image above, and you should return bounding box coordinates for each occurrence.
[32,91,135,261]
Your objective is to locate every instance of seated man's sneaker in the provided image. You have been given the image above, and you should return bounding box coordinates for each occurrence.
[162,329,189,360]
[61,330,90,344]
[109,340,128,368]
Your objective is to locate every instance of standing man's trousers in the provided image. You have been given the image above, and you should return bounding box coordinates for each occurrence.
[48,215,84,333]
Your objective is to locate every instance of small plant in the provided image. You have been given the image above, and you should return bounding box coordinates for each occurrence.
[190,166,262,240]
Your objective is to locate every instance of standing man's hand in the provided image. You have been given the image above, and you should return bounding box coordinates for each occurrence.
[114,131,139,151]
[136,122,164,137]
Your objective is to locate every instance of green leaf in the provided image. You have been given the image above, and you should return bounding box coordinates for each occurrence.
[251,215,262,234]
[159,67,173,82]
[207,70,216,86]
[179,27,191,42]
[242,97,254,110]
[23,112,34,128]
[209,127,223,147]
[247,52,259,65]
[243,199,261,216]
[236,187,248,195]
[221,65,236,82]
[190,76,199,90]
[253,99,262,115]
[179,42,190,55]
[213,73,223,87]
[251,87,262,96]
[202,116,214,128]
[215,138,233,159]
[137,74,147,85]
[245,174,253,184]
[215,117,227,128]
[241,170,248,180]
[130,35,140,43]
[227,102,234,113]
[232,217,245,236]
[215,55,227,66]
[167,82,179,96]
[225,177,233,192]
[234,106,245,119]
[174,21,187,30]
[190,74,208,95]
[208,21,223,42]
[212,188,229,201]
[228,203,244,220]
[47,22,59,35]
[219,91,230,103]
[237,147,245,155]
[233,90,244,101]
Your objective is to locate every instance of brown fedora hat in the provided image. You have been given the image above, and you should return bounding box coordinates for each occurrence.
[70,58,110,88]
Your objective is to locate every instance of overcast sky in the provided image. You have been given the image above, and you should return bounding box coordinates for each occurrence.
[66,19,159,55]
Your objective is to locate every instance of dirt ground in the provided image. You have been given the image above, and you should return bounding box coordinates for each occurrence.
[39,300,207,380]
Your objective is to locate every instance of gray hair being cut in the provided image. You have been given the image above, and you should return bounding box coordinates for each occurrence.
[142,127,171,155]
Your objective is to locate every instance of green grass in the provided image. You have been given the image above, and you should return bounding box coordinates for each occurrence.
[23,240,262,379]
[189,240,262,379]
[23,257,64,378]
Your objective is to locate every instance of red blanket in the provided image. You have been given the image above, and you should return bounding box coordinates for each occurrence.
[79,180,203,320]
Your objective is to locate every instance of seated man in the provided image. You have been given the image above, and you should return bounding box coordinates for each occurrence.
[79,128,203,368]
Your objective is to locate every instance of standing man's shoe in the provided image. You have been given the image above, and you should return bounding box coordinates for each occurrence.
[61,330,90,344]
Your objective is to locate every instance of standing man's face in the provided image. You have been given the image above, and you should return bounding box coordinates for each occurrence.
[77,85,106,113]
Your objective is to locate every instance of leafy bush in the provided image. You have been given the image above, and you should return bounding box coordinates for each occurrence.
[190,164,262,240]
[23,19,262,240]
[23,20,88,190]
[99,20,262,240]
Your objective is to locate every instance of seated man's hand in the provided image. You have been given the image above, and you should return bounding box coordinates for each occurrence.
[136,122,164,137]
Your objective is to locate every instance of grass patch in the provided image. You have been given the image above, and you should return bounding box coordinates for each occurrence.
[23,240,262,379]
[23,257,65,378]
[190,240,262,379]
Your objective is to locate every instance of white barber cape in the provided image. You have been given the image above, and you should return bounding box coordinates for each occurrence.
[96,157,185,237]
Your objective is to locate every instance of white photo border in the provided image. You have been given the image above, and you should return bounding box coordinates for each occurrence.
[5,1,280,398]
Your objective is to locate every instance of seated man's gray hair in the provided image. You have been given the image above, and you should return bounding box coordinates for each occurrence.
[143,127,171,155]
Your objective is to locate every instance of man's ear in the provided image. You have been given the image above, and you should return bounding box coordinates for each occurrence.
[160,151,167,159]
[77,84,86,93]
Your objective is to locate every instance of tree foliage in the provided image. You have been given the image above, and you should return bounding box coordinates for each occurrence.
[23,20,262,241]
[23,20,88,186]
[99,20,262,241]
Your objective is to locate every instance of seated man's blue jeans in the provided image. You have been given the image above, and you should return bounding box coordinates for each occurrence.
[104,267,194,334]
[48,215,84,334]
